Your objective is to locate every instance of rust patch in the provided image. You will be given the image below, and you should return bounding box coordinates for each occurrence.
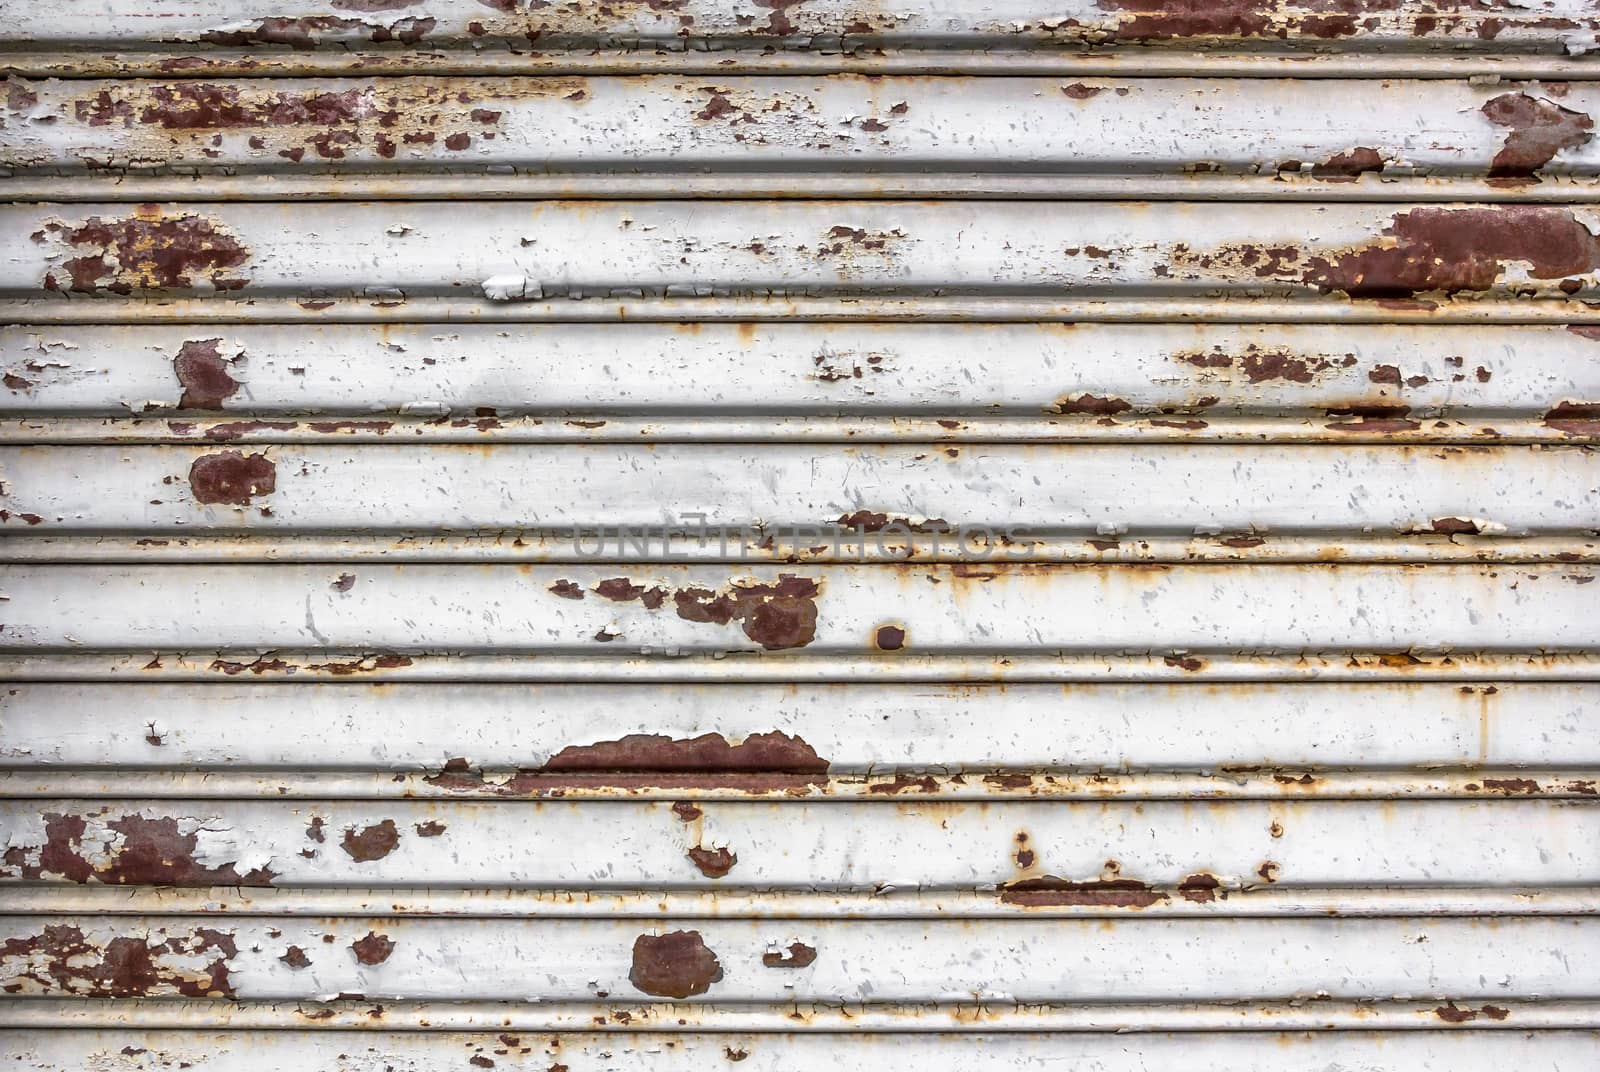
[1054,393,1131,416]
[1544,401,1600,435]
[1431,517,1481,536]
[188,451,276,505]
[0,812,277,887]
[424,731,829,795]
[350,932,395,965]
[874,624,906,651]
[1061,83,1105,99]
[762,941,817,968]
[414,820,446,837]
[279,946,311,969]
[1304,206,1600,298]
[1312,147,1385,181]
[1436,1002,1511,1023]
[999,876,1168,909]
[1481,777,1541,794]
[866,773,938,795]
[1177,872,1221,904]
[548,579,585,600]
[1481,93,1594,178]
[686,845,737,878]
[673,575,820,651]
[1325,404,1421,433]
[340,819,400,862]
[39,211,250,294]
[198,14,437,49]
[1163,654,1203,672]
[173,338,239,409]
[628,931,723,998]
[0,924,237,998]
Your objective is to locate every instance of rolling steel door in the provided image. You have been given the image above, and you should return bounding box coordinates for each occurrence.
[1,3,1598,1069]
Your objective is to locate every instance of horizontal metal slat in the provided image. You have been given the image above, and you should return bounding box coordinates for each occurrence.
[4,682,1588,772]
[15,1031,1600,1072]
[7,322,1596,446]
[2,916,1592,1002]
[2,799,1592,890]
[5,76,1599,199]
[1,563,1593,654]
[2,0,1593,58]
[2,445,1591,551]
[10,201,1600,313]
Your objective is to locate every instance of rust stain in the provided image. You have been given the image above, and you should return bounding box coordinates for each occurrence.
[1054,393,1131,416]
[279,946,311,969]
[1177,872,1222,904]
[686,845,738,878]
[874,624,907,651]
[198,14,436,49]
[1436,1002,1512,1023]
[188,451,276,505]
[350,931,395,965]
[548,579,585,600]
[865,773,938,795]
[1481,93,1594,179]
[39,211,250,294]
[340,819,400,862]
[628,931,723,998]
[999,876,1168,908]
[1544,401,1600,435]
[414,820,446,837]
[671,801,703,821]
[424,730,829,795]
[761,941,817,968]
[0,812,276,886]
[172,338,239,409]
[1312,147,1385,181]
[0,925,237,998]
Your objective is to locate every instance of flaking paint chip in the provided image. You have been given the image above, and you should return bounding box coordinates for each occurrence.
[482,275,543,301]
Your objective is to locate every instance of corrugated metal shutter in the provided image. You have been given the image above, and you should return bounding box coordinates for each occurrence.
[3,3,1599,1068]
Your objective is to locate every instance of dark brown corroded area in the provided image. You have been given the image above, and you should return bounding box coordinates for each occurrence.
[0,812,277,886]
[173,338,239,409]
[1178,872,1223,904]
[279,946,311,969]
[1053,393,1132,417]
[999,876,1168,908]
[39,212,250,294]
[761,941,818,968]
[1180,345,1356,383]
[548,579,585,600]
[1324,403,1422,433]
[0,924,236,997]
[1481,93,1594,179]
[414,820,447,837]
[874,624,906,651]
[835,510,952,534]
[1304,207,1600,297]
[1436,1002,1511,1023]
[672,801,704,821]
[350,931,396,965]
[595,577,668,609]
[686,845,738,878]
[189,451,276,505]
[423,730,829,795]
[628,930,723,999]
[673,575,820,650]
[1311,147,1385,181]
[340,819,400,862]
[1544,401,1600,435]
[1430,517,1481,536]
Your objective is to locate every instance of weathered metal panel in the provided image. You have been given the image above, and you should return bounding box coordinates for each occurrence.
[2,9,1598,1069]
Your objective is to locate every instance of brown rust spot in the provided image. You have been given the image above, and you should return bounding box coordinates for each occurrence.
[1163,654,1203,672]
[866,773,938,795]
[340,819,400,862]
[414,820,446,837]
[0,924,237,998]
[1431,517,1481,536]
[1,812,276,887]
[424,731,829,796]
[686,845,737,878]
[350,931,395,965]
[1178,872,1221,904]
[279,946,311,969]
[762,941,817,968]
[628,931,723,998]
[173,339,239,409]
[1481,93,1594,179]
[1312,147,1385,181]
[1544,401,1600,435]
[39,212,250,294]
[1054,393,1131,417]
[874,624,906,651]
[673,575,820,651]
[1304,206,1600,298]
[189,451,276,505]
[1325,404,1421,433]
[548,579,585,600]
[1061,83,1105,99]
[999,876,1168,909]
[199,14,436,49]
[1481,777,1541,794]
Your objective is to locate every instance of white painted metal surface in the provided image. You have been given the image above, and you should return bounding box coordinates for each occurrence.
[2,6,1598,1070]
